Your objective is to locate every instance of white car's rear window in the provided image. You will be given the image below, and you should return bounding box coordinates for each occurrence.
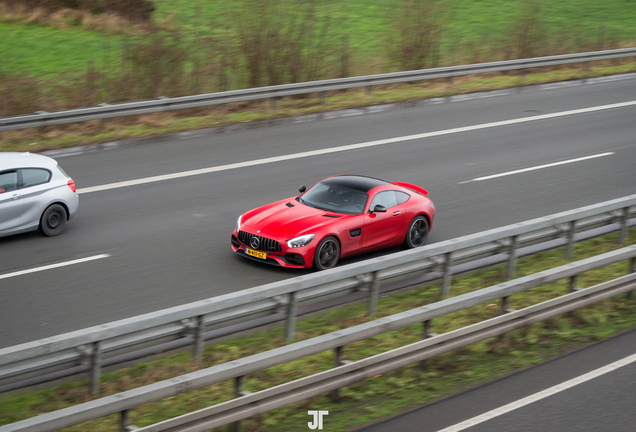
[21,168,51,188]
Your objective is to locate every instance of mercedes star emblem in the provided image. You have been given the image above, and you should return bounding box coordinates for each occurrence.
[250,236,260,249]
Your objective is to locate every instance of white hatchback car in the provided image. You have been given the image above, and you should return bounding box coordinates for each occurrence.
[0,152,79,238]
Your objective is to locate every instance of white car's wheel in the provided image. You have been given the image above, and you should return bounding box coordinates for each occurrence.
[40,204,67,237]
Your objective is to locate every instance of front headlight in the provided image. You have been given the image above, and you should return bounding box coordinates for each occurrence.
[287,234,315,248]
[236,215,242,232]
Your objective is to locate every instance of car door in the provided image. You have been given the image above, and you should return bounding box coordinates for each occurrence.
[18,168,54,228]
[362,190,405,250]
[0,170,23,233]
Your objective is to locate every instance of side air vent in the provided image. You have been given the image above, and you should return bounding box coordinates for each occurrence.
[286,202,294,207]
[322,214,340,218]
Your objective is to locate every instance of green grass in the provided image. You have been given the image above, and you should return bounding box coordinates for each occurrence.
[1,227,635,431]
[152,0,636,54]
[2,1,635,76]
[0,22,122,76]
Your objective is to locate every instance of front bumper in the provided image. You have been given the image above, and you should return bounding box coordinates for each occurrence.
[231,228,313,268]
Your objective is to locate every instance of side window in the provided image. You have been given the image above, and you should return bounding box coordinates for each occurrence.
[396,191,410,205]
[369,191,398,210]
[0,171,19,194]
[21,169,51,188]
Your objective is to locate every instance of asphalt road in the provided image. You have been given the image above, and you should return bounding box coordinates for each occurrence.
[1,75,636,348]
[356,327,636,432]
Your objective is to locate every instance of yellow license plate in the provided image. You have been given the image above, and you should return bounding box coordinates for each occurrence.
[245,248,267,260]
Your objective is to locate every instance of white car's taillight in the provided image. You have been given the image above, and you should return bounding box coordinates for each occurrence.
[67,180,76,192]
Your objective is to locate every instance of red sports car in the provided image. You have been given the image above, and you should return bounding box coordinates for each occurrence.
[231,175,435,270]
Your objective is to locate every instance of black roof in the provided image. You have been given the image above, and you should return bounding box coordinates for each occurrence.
[321,175,390,192]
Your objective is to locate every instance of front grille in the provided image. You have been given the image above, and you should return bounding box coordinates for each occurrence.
[238,231,282,252]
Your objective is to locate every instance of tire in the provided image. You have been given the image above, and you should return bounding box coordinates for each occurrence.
[313,236,340,271]
[403,215,429,249]
[39,204,68,237]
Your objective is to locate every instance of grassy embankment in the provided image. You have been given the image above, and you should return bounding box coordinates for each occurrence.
[0,0,635,152]
[1,227,635,431]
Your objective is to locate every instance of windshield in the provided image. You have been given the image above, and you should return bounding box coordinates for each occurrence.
[298,181,369,215]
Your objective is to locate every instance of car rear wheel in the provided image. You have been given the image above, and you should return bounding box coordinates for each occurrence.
[404,215,429,249]
[314,236,340,270]
[39,204,67,237]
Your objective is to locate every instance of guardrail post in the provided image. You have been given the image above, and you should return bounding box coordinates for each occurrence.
[286,292,298,343]
[619,207,629,244]
[442,252,453,297]
[366,85,372,94]
[270,97,277,110]
[235,375,245,398]
[331,346,344,402]
[97,103,109,130]
[120,409,136,432]
[501,296,514,314]
[368,271,380,317]
[231,375,251,432]
[498,297,516,340]
[568,275,578,293]
[193,315,205,364]
[628,258,636,300]
[90,341,102,395]
[566,221,576,260]
[507,235,519,279]
[566,275,580,318]
[320,91,326,105]
[419,320,435,371]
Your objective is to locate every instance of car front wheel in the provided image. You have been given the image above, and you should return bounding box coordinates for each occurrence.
[313,236,340,270]
[404,215,429,249]
[39,204,68,237]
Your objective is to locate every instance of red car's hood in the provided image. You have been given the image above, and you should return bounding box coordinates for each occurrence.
[243,198,340,238]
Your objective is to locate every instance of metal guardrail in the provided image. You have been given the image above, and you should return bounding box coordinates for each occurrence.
[2,245,635,432]
[0,195,634,395]
[1,47,635,132]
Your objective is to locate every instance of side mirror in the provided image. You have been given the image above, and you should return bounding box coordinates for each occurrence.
[298,185,306,193]
[370,204,387,213]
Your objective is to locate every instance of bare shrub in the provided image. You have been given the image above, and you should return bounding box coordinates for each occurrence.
[2,0,154,23]
[113,32,188,100]
[81,11,133,34]
[0,2,30,22]
[0,73,42,117]
[25,6,48,24]
[228,0,337,88]
[509,0,546,59]
[385,0,446,71]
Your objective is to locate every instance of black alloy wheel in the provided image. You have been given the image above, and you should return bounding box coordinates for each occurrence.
[404,215,429,248]
[314,236,340,270]
[39,204,68,237]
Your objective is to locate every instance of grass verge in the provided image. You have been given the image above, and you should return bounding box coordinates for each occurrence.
[2,61,636,154]
[1,227,635,431]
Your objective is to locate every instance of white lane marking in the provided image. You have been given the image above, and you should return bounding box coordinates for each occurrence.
[0,254,110,281]
[77,99,636,195]
[459,152,615,184]
[436,351,636,432]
